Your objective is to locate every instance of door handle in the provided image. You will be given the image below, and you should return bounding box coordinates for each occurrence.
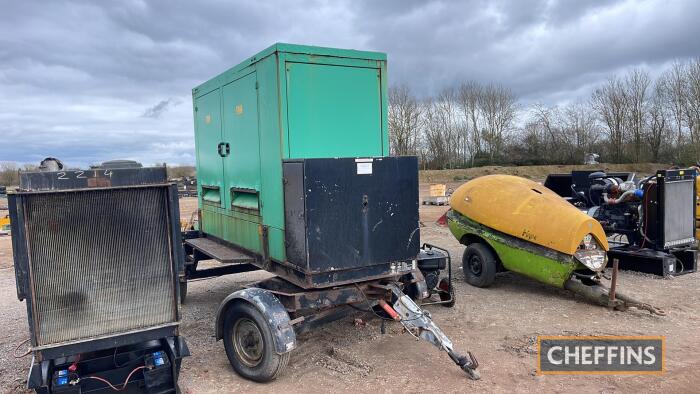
[217,142,231,157]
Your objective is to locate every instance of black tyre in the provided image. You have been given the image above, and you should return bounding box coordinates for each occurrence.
[462,243,497,288]
[223,302,290,382]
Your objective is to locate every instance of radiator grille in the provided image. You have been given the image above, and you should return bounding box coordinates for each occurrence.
[663,180,695,247]
[23,187,177,346]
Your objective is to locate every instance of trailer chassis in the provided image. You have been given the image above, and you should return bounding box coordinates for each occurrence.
[181,234,479,382]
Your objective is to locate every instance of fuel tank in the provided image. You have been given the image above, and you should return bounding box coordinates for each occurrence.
[449,175,608,255]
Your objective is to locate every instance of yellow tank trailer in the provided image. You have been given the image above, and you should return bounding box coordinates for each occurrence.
[0,214,9,232]
[447,175,665,314]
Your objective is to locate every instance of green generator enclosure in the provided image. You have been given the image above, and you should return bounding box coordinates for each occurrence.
[192,43,389,267]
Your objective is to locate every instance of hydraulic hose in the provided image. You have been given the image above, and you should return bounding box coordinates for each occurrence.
[602,189,636,204]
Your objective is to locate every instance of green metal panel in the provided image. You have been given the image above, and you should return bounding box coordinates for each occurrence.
[192,43,386,98]
[285,63,383,158]
[192,43,389,263]
[222,71,261,211]
[202,209,261,253]
[256,55,286,242]
[193,89,224,208]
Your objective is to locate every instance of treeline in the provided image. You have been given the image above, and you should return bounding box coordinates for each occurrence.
[0,162,35,187]
[389,59,700,168]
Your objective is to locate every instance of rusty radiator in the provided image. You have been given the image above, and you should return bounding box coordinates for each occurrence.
[11,183,180,348]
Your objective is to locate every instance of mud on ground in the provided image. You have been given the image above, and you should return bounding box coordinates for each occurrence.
[0,192,699,393]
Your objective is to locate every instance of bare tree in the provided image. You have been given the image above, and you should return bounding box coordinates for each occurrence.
[479,84,517,163]
[388,85,422,156]
[457,82,483,165]
[684,59,700,161]
[647,80,668,162]
[658,61,688,161]
[592,77,627,162]
[167,165,196,179]
[432,88,460,168]
[422,97,448,168]
[529,102,599,164]
[397,59,700,169]
[531,104,562,161]
[562,101,601,163]
[623,69,651,162]
[519,121,547,162]
[0,162,19,186]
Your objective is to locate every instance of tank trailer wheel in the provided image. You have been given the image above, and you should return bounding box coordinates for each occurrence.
[223,302,290,382]
[462,243,497,288]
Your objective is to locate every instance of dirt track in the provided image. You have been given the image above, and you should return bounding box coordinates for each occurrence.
[1,191,699,393]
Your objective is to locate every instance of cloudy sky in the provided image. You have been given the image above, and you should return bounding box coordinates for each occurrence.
[1,0,699,167]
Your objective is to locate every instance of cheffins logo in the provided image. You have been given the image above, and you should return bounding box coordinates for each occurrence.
[537,336,664,375]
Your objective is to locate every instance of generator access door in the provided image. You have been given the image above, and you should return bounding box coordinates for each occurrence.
[222,72,262,215]
[194,89,225,208]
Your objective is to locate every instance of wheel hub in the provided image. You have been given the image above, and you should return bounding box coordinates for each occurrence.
[468,255,482,276]
[233,318,264,367]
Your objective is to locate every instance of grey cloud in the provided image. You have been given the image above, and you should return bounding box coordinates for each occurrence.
[0,0,698,167]
[142,97,182,119]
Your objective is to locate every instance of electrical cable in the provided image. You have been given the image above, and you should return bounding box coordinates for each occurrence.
[80,366,146,392]
[13,338,31,358]
[112,347,146,368]
[353,283,427,323]
[352,283,396,321]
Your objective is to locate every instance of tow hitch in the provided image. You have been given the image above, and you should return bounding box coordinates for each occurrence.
[381,284,481,380]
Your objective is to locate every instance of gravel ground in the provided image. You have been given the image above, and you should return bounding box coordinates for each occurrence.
[0,195,699,393]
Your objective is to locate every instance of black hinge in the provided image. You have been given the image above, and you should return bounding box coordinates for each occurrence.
[255,81,259,90]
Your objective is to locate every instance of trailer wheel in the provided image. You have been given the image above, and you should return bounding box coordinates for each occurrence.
[462,243,497,288]
[223,302,290,382]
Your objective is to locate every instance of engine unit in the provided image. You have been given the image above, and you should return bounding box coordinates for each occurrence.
[544,168,697,276]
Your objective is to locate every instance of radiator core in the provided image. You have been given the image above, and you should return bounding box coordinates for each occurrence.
[663,180,695,248]
[22,186,177,347]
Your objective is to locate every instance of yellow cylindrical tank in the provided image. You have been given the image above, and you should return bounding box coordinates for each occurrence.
[450,175,608,255]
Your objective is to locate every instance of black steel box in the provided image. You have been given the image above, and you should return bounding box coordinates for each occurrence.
[283,157,420,285]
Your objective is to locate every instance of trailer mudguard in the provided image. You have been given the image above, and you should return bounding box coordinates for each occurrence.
[215,288,297,354]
